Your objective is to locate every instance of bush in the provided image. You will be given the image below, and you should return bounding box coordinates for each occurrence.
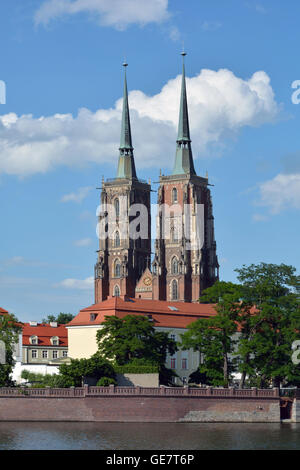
[96,377,117,386]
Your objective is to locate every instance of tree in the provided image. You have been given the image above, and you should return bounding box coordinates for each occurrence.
[42,313,74,324]
[96,315,177,365]
[235,263,300,388]
[0,313,22,386]
[181,282,241,387]
[58,354,115,387]
[96,315,177,384]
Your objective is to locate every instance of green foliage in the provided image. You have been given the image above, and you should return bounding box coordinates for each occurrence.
[20,370,68,388]
[235,263,300,388]
[42,313,74,324]
[96,315,177,367]
[0,313,22,387]
[59,354,115,387]
[96,377,117,386]
[181,281,241,387]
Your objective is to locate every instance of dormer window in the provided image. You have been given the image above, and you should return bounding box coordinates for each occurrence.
[30,335,38,345]
[51,336,59,346]
[90,314,97,322]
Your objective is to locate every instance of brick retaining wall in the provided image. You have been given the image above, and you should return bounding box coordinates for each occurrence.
[0,386,280,422]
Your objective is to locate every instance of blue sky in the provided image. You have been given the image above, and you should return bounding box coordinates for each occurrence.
[0,0,299,321]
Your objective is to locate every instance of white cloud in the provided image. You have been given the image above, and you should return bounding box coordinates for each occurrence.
[74,238,93,247]
[57,276,94,290]
[257,173,300,214]
[0,68,279,177]
[35,0,169,29]
[61,186,93,203]
[201,21,222,31]
[252,213,269,222]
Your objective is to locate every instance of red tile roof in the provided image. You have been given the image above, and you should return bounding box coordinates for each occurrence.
[22,323,68,347]
[67,297,218,329]
[0,307,9,315]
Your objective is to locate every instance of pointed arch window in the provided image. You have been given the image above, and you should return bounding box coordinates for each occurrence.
[172,188,178,203]
[171,257,179,275]
[114,198,120,218]
[171,279,178,300]
[114,285,120,297]
[114,259,121,278]
[115,231,120,248]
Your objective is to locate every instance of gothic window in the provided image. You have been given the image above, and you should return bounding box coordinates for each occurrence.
[171,256,179,274]
[171,279,178,300]
[114,198,120,218]
[115,231,120,248]
[114,259,121,277]
[153,263,157,275]
[114,285,120,297]
[172,187,178,203]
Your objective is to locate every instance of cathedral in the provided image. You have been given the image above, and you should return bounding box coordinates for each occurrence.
[94,54,219,304]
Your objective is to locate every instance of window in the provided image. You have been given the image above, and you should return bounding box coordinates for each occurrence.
[114,198,120,218]
[114,231,120,248]
[114,259,121,277]
[171,257,179,274]
[31,350,37,359]
[114,285,120,297]
[170,334,176,341]
[63,351,68,358]
[170,358,176,369]
[52,351,58,359]
[172,188,178,203]
[182,358,188,370]
[42,350,48,359]
[30,336,38,345]
[51,336,59,346]
[171,280,178,300]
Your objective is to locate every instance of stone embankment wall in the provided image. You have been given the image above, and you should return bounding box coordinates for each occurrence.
[0,386,280,423]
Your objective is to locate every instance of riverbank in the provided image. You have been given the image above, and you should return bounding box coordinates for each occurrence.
[0,386,280,423]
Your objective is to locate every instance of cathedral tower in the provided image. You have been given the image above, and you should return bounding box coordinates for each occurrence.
[95,63,151,302]
[152,53,219,302]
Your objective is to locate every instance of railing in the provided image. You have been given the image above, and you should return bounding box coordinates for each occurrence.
[0,386,280,398]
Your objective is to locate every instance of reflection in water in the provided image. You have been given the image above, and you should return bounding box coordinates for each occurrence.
[0,422,300,450]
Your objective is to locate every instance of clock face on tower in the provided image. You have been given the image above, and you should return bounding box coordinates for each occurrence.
[143,276,152,286]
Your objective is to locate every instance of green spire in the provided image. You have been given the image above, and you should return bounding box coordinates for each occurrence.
[172,52,196,176]
[116,62,137,179]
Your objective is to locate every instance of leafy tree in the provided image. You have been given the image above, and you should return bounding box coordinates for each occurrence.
[59,354,115,387]
[182,282,241,387]
[96,315,177,384]
[96,377,117,386]
[96,315,177,366]
[0,313,22,386]
[235,263,300,388]
[42,313,74,324]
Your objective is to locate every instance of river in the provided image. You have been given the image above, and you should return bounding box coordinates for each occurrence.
[0,422,300,450]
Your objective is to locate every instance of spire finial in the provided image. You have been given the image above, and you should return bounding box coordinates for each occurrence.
[172,51,196,176]
[116,60,137,179]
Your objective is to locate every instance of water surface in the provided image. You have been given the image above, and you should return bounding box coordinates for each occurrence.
[0,422,299,450]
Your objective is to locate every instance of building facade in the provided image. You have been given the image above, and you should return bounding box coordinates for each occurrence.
[94,63,151,302]
[94,54,218,304]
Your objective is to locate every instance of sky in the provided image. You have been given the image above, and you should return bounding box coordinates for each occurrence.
[0,0,299,321]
